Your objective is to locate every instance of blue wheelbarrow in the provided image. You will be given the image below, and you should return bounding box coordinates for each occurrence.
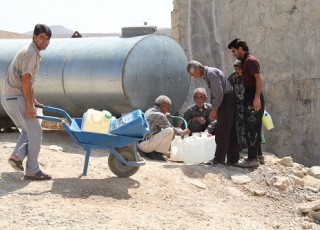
[36,105,148,178]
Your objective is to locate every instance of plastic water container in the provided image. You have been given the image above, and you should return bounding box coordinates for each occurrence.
[262,111,274,130]
[81,109,113,134]
[169,133,217,164]
[203,135,216,162]
[182,135,206,164]
[109,109,149,137]
[170,136,184,162]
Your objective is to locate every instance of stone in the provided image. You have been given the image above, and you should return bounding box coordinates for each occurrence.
[304,175,320,191]
[305,195,316,202]
[253,190,266,196]
[226,186,248,198]
[305,186,319,193]
[183,178,207,189]
[278,157,294,167]
[48,145,63,152]
[309,210,320,221]
[309,166,320,179]
[288,174,304,187]
[271,176,293,191]
[301,222,313,229]
[293,169,305,178]
[293,162,304,169]
[297,200,320,214]
[231,174,252,184]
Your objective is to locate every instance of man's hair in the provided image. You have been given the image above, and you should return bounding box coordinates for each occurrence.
[33,24,52,38]
[187,60,203,73]
[155,95,171,106]
[194,87,207,97]
[227,38,249,52]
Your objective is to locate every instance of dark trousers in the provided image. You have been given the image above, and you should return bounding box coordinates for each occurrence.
[214,93,239,164]
[244,88,265,160]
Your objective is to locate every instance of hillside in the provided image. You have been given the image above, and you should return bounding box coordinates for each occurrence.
[0,30,31,39]
[24,25,74,35]
[0,25,170,39]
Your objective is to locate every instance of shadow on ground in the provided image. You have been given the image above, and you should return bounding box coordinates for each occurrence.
[0,172,140,200]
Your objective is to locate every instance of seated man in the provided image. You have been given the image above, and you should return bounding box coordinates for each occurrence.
[138,95,190,161]
[183,88,216,135]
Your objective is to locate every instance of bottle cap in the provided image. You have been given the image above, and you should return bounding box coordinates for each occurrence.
[104,111,112,119]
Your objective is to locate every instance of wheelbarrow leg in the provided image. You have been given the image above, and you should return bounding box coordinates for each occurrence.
[83,147,91,176]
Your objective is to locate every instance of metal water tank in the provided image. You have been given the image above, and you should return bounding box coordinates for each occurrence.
[0,35,190,117]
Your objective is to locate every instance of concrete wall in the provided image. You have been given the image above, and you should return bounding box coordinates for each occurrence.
[172,0,320,166]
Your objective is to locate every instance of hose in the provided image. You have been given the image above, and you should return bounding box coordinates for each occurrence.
[168,115,188,129]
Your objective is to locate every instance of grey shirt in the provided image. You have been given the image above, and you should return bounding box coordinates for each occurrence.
[2,42,40,96]
[183,103,212,133]
[203,66,233,112]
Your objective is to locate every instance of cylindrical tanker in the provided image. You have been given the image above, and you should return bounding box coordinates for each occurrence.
[0,35,190,117]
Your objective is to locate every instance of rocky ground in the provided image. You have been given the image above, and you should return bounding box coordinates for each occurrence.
[0,127,320,230]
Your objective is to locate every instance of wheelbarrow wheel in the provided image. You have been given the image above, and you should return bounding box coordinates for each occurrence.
[108,146,140,178]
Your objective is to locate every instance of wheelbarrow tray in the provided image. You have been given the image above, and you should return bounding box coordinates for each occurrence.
[67,118,142,148]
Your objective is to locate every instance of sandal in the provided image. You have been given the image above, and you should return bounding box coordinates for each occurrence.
[8,158,24,171]
[24,170,52,181]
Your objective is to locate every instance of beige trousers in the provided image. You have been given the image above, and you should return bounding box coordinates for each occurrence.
[138,127,174,154]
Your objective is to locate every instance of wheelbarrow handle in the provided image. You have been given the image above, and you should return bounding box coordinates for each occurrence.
[35,105,72,124]
[36,115,64,123]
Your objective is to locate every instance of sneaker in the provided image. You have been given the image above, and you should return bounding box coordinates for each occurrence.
[236,158,259,168]
[243,156,265,165]
[204,159,224,167]
[147,151,167,162]
[225,161,237,167]
[258,155,265,165]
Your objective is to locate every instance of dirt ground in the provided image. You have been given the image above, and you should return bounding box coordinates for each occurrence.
[0,128,319,230]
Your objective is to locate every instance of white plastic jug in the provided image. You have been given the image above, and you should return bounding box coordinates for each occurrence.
[262,111,274,130]
[81,109,113,134]
[180,133,216,164]
[182,135,206,164]
[203,135,216,162]
[170,136,184,162]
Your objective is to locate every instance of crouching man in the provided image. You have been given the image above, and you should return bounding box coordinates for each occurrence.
[138,95,190,161]
[183,87,217,135]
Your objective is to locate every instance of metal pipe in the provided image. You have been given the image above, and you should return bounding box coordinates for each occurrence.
[0,35,190,117]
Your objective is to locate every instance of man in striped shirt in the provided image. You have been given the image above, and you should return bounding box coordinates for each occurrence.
[138,95,190,161]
